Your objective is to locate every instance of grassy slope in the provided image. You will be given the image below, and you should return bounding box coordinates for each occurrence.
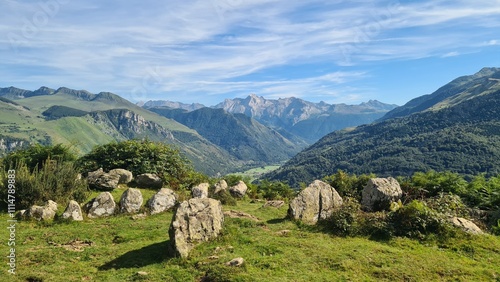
[1,93,242,174]
[1,191,499,281]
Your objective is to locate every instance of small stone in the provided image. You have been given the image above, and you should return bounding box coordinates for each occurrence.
[85,192,116,218]
[226,257,244,267]
[147,188,177,215]
[119,188,143,214]
[109,169,133,184]
[229,181,248,198]
[61,200,83,221]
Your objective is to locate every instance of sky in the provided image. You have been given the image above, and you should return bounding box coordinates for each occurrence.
[1,0,500,106]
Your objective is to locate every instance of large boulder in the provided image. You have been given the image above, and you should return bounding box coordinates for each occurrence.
[26,200,58,221]
[109,169,134,184]
[169,198,224,258]
[61,200,84,221]
[449,217,484,235]
[361,177,402,212]
[87,169,120,191]
[135,173,163,189]
[84,192,116,218]
[147,188,177,215]
[120,188,143,214]
[192,183,209,199]
[229,181,248,198]
[214,180,228,194]
[288,180,343,225]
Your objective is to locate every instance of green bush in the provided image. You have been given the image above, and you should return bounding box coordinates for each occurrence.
[2,143,77,171]
[425,193,468,217]
[77,140,200,189]
[322,197,362,237]
[0,159,89,210]
[323,170,375,201]
[410,171,467,197]
[209,187,237,206]
[388,200,455,240]
[257,180,295,200]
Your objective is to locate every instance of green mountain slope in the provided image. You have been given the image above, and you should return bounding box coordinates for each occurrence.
[149,107,304,164]
[0,87,240,175]
[266,68,500,187]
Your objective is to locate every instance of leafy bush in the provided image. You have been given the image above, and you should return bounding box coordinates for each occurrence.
[465,174,500,209]
[388,200,455,240]
[209,187,237,206]
[492,219,500,236]
[425,193,468,217]
[410,171,467,197]
[0,159,89,210]
[323,170,375,201]
[77,140,199,189]
[257,180,295,200]
[323,197,361,237]
[2,143,77,171]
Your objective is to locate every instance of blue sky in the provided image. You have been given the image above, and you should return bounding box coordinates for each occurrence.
[1,0,500,106]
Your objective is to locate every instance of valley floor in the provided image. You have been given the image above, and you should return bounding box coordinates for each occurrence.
[1,189,499,281]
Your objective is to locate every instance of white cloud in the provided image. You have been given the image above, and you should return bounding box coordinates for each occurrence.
[1,0,500,104]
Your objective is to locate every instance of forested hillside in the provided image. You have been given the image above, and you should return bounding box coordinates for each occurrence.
[266,68,500,187]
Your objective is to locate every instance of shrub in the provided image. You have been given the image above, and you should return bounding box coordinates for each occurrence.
[388,200,455,240]
[209,187,237,206]
[2,143,77,171]
[77,140,200,189]
[322,197,362,237]
[425,193,468,217]
[0,158,89,210]
[409,171,467,197]
[323,170,375,201]
[257,180,295,200]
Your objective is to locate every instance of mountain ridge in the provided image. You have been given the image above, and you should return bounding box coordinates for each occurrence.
[266,67,500,187]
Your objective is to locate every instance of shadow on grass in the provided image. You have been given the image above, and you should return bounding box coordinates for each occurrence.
[267,217,288,224]
[98,240,175,270]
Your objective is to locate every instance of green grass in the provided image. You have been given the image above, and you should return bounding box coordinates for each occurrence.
[233,165,281,180]
[1,192,500,281]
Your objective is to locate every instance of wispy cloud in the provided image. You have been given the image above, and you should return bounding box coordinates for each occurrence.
[1,0,500,105]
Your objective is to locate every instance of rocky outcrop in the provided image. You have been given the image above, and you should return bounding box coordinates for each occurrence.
[87,169,120,191]
[147,188,177,215]
[361,177,402,212]
[119,188,143,214]
[192,183,209,199]
[84,192,116,218]
[135,173,163,189]
[169,198,224,258]
[229,181,248,198]
[26,200,58,221]
[449,217,484,235]
[61,200,83,221]
[109,169,133,184]
[214,180,228,194]
[288,180,343,225]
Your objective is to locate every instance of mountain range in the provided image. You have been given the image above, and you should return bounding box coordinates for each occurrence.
[266,67,500,186]
[0,86,394,175]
